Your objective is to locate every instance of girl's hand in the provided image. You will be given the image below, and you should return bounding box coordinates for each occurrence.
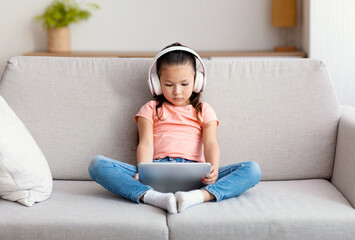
[135,173,139,181]
[202,165,219,185]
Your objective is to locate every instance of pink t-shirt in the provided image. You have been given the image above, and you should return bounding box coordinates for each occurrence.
[135,101,219,162]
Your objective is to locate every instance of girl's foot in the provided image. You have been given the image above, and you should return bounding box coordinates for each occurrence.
[175,190,204,213]
[143,190,177,214]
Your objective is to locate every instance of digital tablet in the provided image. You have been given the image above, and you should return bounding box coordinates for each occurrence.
[138,162,211,193]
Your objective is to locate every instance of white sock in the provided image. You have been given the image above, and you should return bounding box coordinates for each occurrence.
[175,190,204,213]
[143,190,177,214]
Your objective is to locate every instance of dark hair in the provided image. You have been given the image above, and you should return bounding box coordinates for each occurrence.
[154,42,202,125]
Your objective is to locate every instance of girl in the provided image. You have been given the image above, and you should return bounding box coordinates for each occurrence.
[88,43,261,214]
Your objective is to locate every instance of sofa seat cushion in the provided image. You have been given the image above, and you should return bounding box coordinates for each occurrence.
[168,179,355,240]
[0,180,168,240]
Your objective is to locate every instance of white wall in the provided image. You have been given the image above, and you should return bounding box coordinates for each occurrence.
[302,0,310,54]
[0,0,304,77]
[0,0,48,76]
[308,0,355,107]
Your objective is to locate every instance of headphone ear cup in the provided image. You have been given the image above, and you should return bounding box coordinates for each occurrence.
[194,71,204,93]
[151,73,162,95]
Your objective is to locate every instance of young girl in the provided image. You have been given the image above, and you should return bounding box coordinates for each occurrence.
[88,43,261,214]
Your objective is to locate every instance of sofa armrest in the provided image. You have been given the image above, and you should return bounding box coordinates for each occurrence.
[331,106,355,208]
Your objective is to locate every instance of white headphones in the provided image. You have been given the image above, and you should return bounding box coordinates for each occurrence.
[147,46,207,96]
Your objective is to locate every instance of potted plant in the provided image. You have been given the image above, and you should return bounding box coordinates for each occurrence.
[35,0,99,53]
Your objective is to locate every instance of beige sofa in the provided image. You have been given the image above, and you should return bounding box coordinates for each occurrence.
[0,56,354,240]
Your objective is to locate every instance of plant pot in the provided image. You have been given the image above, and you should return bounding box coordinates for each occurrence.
[47,27,71,53]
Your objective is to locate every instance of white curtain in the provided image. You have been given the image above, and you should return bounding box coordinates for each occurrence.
[308,0,355,107]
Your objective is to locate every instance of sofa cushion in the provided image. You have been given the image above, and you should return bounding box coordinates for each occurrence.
[0,57,340,180]
[203,60,340,180]
[0,180,168,240]
[0,95,52,207]
[168,179,355,240]
[0,57,153,180]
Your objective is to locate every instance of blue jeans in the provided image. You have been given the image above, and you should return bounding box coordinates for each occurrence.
[88,155,261,203]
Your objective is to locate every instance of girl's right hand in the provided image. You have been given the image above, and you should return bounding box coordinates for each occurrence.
[134,173,139,181]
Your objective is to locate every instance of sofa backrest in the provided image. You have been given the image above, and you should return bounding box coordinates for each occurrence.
[0,57,340,181]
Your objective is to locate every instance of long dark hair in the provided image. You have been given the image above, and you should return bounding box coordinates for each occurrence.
[154,42,202,125]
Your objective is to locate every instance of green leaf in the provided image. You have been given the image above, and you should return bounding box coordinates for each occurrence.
[34,0,100,28]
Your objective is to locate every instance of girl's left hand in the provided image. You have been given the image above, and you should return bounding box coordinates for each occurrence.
[202,165,219,185]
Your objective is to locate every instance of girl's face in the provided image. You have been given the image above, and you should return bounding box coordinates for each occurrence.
[159,63,195,107]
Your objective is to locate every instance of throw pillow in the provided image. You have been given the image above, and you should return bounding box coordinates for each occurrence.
[0,95,52,206]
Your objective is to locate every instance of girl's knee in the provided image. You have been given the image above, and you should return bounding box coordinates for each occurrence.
[88,155,106,178]
[245,161,262,182]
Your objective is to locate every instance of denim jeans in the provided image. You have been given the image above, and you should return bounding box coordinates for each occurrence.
[88,155,261,203]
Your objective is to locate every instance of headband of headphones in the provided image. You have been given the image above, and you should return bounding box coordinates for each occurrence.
[147,46,207,96]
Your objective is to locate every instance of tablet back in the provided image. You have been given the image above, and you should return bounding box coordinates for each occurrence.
[138,163,211,193]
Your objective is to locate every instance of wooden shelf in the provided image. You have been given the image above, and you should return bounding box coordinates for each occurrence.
[24,51,307,58]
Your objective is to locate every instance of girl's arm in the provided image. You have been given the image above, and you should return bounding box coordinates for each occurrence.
[136,117,154,180]
[202,120,220,185]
